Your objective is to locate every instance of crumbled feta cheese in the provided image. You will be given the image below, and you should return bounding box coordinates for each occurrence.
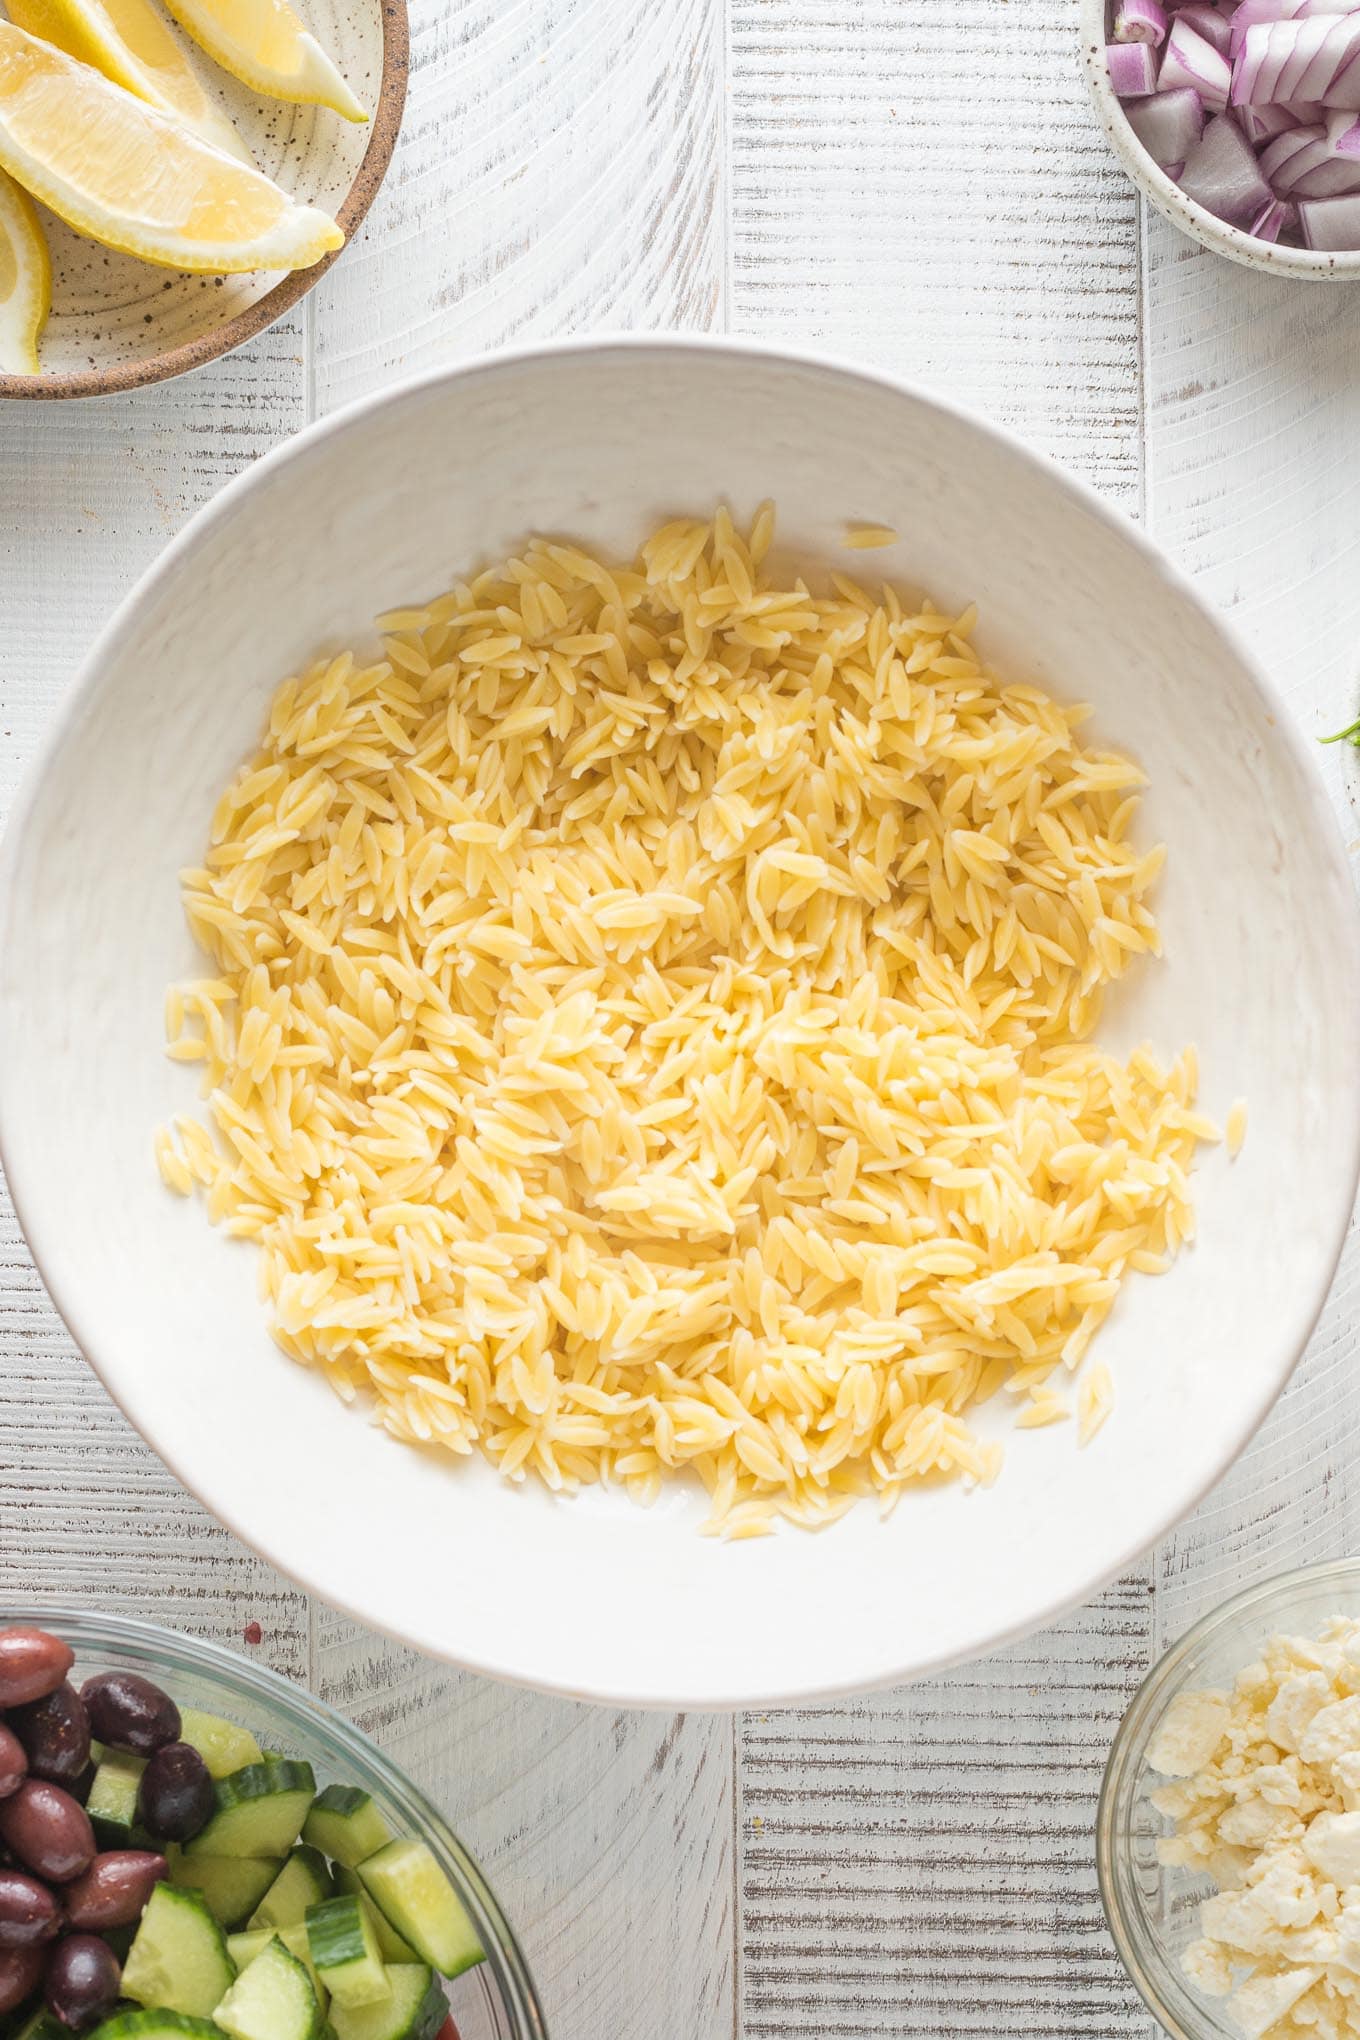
[1151,1616,1360,2040]
[1230,1967,1320,2038]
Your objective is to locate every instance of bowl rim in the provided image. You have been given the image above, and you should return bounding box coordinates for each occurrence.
[1077,0,1360,281]
[1,332,1358,1708]
[0,0,409,403]
[0,1601,549,2040]
[1096,1557,1360,2037]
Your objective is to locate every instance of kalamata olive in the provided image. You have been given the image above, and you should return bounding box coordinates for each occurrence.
[0,1630,73,1711]
[9,1686,91,1788]
[0,1782,95,1884]
[0,1727,26,1802]
[63,1853,167,1932]
[0,1871,60,1948]
[135,1744,213,1844]
[44,1933,120,2032]
[79,1674,179,1758]
[0,1943,43,2015]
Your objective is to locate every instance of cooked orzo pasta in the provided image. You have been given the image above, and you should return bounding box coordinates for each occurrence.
[158,506,1216,1537]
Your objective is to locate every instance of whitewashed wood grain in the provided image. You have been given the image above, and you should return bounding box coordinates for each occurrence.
[4,3,1360,2037]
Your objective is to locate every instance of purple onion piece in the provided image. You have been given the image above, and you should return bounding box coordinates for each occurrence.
[1258,123,1360,190]
[1249,194,1299,234]
[1177,110,1276,219]
[1326,106,1360,150]
[1108,38,1159,91]
[1124,84,1207,166]
[1178,2,1236,54]
[1239,99,1315,140]
[1114,0,1169,41]
[1161,17,1233,104]
[1298,189,1360,239]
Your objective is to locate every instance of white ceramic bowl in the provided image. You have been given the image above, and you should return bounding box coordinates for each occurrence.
[2,337,1357,1708]
[1078,0,1360,280]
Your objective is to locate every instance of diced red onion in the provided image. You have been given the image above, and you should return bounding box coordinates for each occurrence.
[1177,110,1277,219]
[1114,0,1170,41]
[1177,3,1235,53]
[1233,13,1360,105]
[1325,106,1360,149]
[1227,0,1353,66]
[1298,189,1360,238]
[1161,16,1234,103]
[1239,98,1314,139]
[1259,121,1360,187]
[1109,38,1160,90]
[1250,194,1299,233]
[1124,83,1208,164]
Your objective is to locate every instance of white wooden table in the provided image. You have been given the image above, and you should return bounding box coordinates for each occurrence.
[3,2,1360,2032]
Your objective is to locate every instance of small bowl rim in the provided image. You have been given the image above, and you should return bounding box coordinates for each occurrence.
[1,1601,549,2040]
[2,333,1359,1706]
[0,0,409,403]
[1077,0,1360,282]
[1097,1557,1360,2038]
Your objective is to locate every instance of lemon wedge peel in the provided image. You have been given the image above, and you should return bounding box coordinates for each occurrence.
[0,165,50,375]
[0,22,344,274]
[6,0,255,163]
[159,0,368,122]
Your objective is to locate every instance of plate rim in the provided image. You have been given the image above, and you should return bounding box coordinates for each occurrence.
[0,0,408,403]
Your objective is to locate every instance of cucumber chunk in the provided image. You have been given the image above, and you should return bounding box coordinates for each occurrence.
[90,2016,228,2040]
[302,1789,391,1872]
[121,1885,237,2018]
[10,2011,68,2040]
[249,1848,333,1930]
[168,1853,282,1930]
[178,1712,264,1784]
[306,1898,389,2010]
[326,1967,446,2040]
[188,1762,317,1861]
[358,1843,482,1981]
[213,1936,322,2040]
[227,1927,328,2010]
[87,1751,147,1847]
[333,1874,415,1966]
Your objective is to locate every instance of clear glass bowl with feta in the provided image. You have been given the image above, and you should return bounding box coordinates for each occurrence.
[1099,1561,1360,2040]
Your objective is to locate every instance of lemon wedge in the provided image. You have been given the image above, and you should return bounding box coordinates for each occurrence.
[0,166,49,375]
[7,0,255,164]
[0,23,344,273]
[159,0,367,122]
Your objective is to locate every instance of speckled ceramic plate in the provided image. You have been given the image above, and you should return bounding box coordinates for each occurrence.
[0,0,407,399]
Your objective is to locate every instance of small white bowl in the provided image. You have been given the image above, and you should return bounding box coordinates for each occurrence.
[2,336,1358,1707]
[1078,0,1360,280]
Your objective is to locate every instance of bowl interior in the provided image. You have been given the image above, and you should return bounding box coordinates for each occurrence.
[1,341,1356,1706]
[0,0,400,398]
[1,1607,542,2040]
[1100,1563,1360,2040]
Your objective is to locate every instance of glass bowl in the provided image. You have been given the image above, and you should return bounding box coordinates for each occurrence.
[2,1607,547,2040]
[1098,1559,1360,2038]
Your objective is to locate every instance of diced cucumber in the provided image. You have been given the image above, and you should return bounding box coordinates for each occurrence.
[87,1750,146,1846]
[213,1936,322,2040]
[227,1927,327,2010]
[249,1848,332,1930]
[89,2015,228,2040]
[302,1789,391,1871]
[179,1711,264,1784]
[121,1885,237,2018]
[306,1899,388,2011]
[358,1843,482,1981]
[188,1762,317,1860]
[333,1874,415,1966]
[168,1852,283,1930]
[326,1968,446,2040]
